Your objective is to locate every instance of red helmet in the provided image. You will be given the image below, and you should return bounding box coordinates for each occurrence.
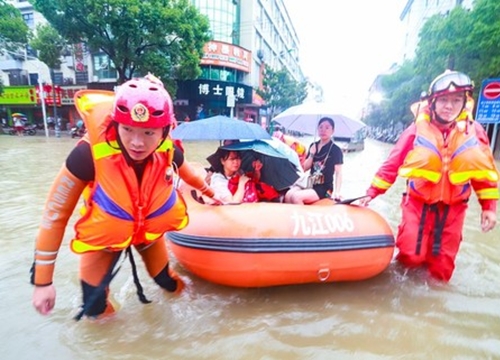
[428,70,474,99]
[112,75,173,128]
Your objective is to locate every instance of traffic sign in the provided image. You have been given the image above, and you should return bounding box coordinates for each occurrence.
[476,78,500,124]
[483,81,500,100]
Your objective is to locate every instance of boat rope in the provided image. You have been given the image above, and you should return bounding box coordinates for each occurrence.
[74,247,151,321]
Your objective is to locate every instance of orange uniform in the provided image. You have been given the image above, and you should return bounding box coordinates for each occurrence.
[366,104,498,281]
[31,89,212,318]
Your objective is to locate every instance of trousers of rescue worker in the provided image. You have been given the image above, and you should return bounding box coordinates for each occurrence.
[79,239,178,317]
[395,194,468,281]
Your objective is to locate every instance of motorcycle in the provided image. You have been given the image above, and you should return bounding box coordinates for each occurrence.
[8,124,37,136]
[70,126,86,138]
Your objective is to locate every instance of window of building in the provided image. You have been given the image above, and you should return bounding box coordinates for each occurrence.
[93,53,116,80]
[200,65,238,82]
[22,12,34,29]
[195,0,238,44]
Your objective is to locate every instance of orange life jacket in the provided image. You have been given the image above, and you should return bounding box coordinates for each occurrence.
[398,106,499,204]
[70,90,188,253]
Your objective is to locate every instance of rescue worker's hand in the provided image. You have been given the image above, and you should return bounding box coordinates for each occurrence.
[481,210,497,232]
[33,284,56,315]
[210,193,225,205]
[358,195,373,207]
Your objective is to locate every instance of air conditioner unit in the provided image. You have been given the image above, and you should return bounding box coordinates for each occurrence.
[257,49,264,61]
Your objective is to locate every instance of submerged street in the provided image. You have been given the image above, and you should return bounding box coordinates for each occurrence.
[1,135,499,359]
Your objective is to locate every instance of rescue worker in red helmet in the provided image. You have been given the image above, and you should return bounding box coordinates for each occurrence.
[360,70,499,282]
[31,75,218,320]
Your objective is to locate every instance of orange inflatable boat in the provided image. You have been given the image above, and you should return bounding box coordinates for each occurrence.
[167,167,395,288]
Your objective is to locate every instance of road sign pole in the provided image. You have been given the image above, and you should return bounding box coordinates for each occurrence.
[491,123,498,153]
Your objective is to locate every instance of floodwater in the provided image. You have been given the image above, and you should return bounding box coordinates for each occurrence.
[1,135,499,360]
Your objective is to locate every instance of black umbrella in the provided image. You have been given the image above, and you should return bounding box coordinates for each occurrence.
[207,139,300,191]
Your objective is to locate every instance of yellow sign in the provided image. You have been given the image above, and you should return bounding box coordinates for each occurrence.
[0,86,37,105]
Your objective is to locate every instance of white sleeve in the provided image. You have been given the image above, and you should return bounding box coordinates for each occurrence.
[210,173,233,203]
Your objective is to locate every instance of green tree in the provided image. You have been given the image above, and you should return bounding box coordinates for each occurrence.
[256,64,308,120]
[0,0,30,50]
[30,24,66,70]
[415,6,473,81]
[29,0,211,93]
[367,0,500,130]
[0,0,30,92]
[467,0,500,82]
[30,24,67,126]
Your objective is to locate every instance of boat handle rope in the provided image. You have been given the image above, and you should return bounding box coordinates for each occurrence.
[317,268,330,282]
[335,195,367,205]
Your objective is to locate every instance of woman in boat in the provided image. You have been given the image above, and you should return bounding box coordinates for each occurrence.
[209,147,280,204]
[30,75,218,320]
[284,117,344,204]
[210,149,260,204]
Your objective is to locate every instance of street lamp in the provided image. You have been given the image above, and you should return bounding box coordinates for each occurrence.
[24,55,50,138]
[38,76,49,137]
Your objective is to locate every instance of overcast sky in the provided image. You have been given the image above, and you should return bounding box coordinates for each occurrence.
[286,1,405,118]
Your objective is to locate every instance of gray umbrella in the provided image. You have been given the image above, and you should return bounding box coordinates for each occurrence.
[273,102,366,137]
[171,115,272,140]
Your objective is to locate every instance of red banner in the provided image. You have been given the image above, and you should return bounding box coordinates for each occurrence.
[201,41,251,73]
[36,84,62,106]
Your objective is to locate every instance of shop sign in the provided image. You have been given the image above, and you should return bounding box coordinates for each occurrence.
[0,86,37,105]
[36,84,63,106]
[177,80,253,105]
[60,86,87,105]
[201,41,251,73]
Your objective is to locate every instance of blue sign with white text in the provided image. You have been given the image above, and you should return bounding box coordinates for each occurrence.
[476,78,500,124]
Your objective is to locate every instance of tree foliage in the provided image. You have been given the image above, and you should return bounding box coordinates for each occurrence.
[30,24,67,70]
[0,0,30,92]
[256,64,308,119]
[28,0,211,92]
[367,0,500,130]
[0,0,30,50]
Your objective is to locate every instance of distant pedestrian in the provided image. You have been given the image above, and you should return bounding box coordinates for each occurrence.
[13,115,24,136]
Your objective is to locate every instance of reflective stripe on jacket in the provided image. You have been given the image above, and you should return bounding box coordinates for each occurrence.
[70,90,188,253]
[397,109,498,204]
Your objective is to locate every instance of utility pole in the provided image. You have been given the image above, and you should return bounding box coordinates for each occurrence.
[38,77,49,137]
[51,69,60,137]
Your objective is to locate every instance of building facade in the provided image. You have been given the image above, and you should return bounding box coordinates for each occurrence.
[177,0,304,127]
[1,0,305,129]
[399,0,473,61]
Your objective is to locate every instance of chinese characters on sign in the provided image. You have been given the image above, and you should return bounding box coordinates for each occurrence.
[0,86,37,105]
[73,43,86,72]
[476,79,500,124]
[201,41,251,73]
[36,85,62,106]
[60,86,86,105]
[176,80,253,105]
[197,83,247,101]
